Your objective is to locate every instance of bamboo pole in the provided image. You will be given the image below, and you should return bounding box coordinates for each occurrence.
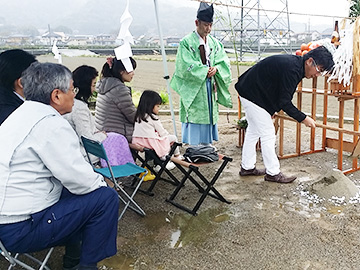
[322,76,328,150]
[338,99,345,170]
[352,18,360,170]
[353,98,359,169]
[353,18,360,94]
[296,80,302,154]
[310,77,317,151]
[276,114,360,136]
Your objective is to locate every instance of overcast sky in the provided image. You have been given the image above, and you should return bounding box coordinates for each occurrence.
[162,0,350,15]
[0,0,351,36]
[286,0,350,24]
[161,0,350,25]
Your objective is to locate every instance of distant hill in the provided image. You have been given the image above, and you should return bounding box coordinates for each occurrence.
[0,0,334,37]
[0,0,197,37]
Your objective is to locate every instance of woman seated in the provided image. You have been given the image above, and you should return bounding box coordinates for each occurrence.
[64,65,134,167]
[94,57,137,143]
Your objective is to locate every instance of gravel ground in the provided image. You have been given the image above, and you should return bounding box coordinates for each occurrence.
[2,55,360,270]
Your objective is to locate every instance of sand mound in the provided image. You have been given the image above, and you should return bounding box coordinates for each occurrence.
[307,169,359,201]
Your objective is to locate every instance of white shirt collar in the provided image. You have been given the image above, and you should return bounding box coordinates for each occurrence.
[195,30,210,66]
[13,91,25,101]
[195,30,206,46]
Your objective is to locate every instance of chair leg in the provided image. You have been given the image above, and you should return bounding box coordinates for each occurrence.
[23,247,54,270]
[82,138,146,221]
[143,146,181,195]
[146,165,180,195]
[8,258,35,270]
[133,143,182,196]
[166,158,232,215]
[116,175,146,220]
[6,247,54,270]
[190,168,231,215]
[118,193,145,220]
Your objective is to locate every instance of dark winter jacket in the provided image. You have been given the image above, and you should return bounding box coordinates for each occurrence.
[95,77,136,142]
[235,54,306,122]
[0,86,24,125]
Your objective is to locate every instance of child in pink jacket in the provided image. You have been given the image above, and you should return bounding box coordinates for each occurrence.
[132,90,181,169]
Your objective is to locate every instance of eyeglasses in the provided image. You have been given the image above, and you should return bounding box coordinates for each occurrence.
[72,87,79,95]
[312,59,327,76]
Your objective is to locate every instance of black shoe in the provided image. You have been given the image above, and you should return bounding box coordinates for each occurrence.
[63,242,81,270]
[239,167,266,176]
[264,172,296,183]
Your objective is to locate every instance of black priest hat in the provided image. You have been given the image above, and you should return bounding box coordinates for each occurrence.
[197,2,214,23]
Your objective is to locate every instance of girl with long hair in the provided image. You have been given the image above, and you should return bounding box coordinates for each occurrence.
[132,90,182,170]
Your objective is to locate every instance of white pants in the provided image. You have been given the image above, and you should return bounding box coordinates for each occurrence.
[240,97,280,175]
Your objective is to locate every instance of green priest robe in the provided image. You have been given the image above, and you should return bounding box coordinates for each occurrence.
[170,31,232,125]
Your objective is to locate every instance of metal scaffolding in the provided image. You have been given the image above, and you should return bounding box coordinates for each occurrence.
[212,0,292,62]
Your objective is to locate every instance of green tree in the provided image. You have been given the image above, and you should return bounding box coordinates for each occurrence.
[349,0,360,20]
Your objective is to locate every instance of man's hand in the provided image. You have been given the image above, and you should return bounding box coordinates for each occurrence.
[207,66,217,78]
[302,116,316,128]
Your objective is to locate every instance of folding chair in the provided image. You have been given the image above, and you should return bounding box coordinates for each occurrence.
[81,136,147,220]
[130,142,181,196]
[166,148,232,216]
[0,240,54,270]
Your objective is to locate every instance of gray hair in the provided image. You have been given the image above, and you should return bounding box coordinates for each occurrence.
[22,62,72,104]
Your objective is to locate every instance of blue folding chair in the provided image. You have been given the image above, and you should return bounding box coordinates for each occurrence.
[81,136,147,220]
[0,240,54,270]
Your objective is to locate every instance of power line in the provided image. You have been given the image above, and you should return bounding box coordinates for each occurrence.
[190,0,351,20]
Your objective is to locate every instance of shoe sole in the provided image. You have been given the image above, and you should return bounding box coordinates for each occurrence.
[264,177,296,183]
[239,170,266,176]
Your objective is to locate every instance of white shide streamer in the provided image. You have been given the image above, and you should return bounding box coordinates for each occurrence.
[327,21,354,87]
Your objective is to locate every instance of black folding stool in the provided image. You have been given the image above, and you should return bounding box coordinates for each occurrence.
[130,142,181,196]
[166,153,232,216]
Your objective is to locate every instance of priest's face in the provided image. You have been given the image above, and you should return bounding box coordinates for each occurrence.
[196,20,212,39]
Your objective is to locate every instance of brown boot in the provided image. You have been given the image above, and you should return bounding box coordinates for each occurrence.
[239,167,266,176]
[264,172,296,183]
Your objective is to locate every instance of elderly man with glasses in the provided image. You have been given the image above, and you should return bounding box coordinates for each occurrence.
[235,46,334,183]
[0,62,119,270]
